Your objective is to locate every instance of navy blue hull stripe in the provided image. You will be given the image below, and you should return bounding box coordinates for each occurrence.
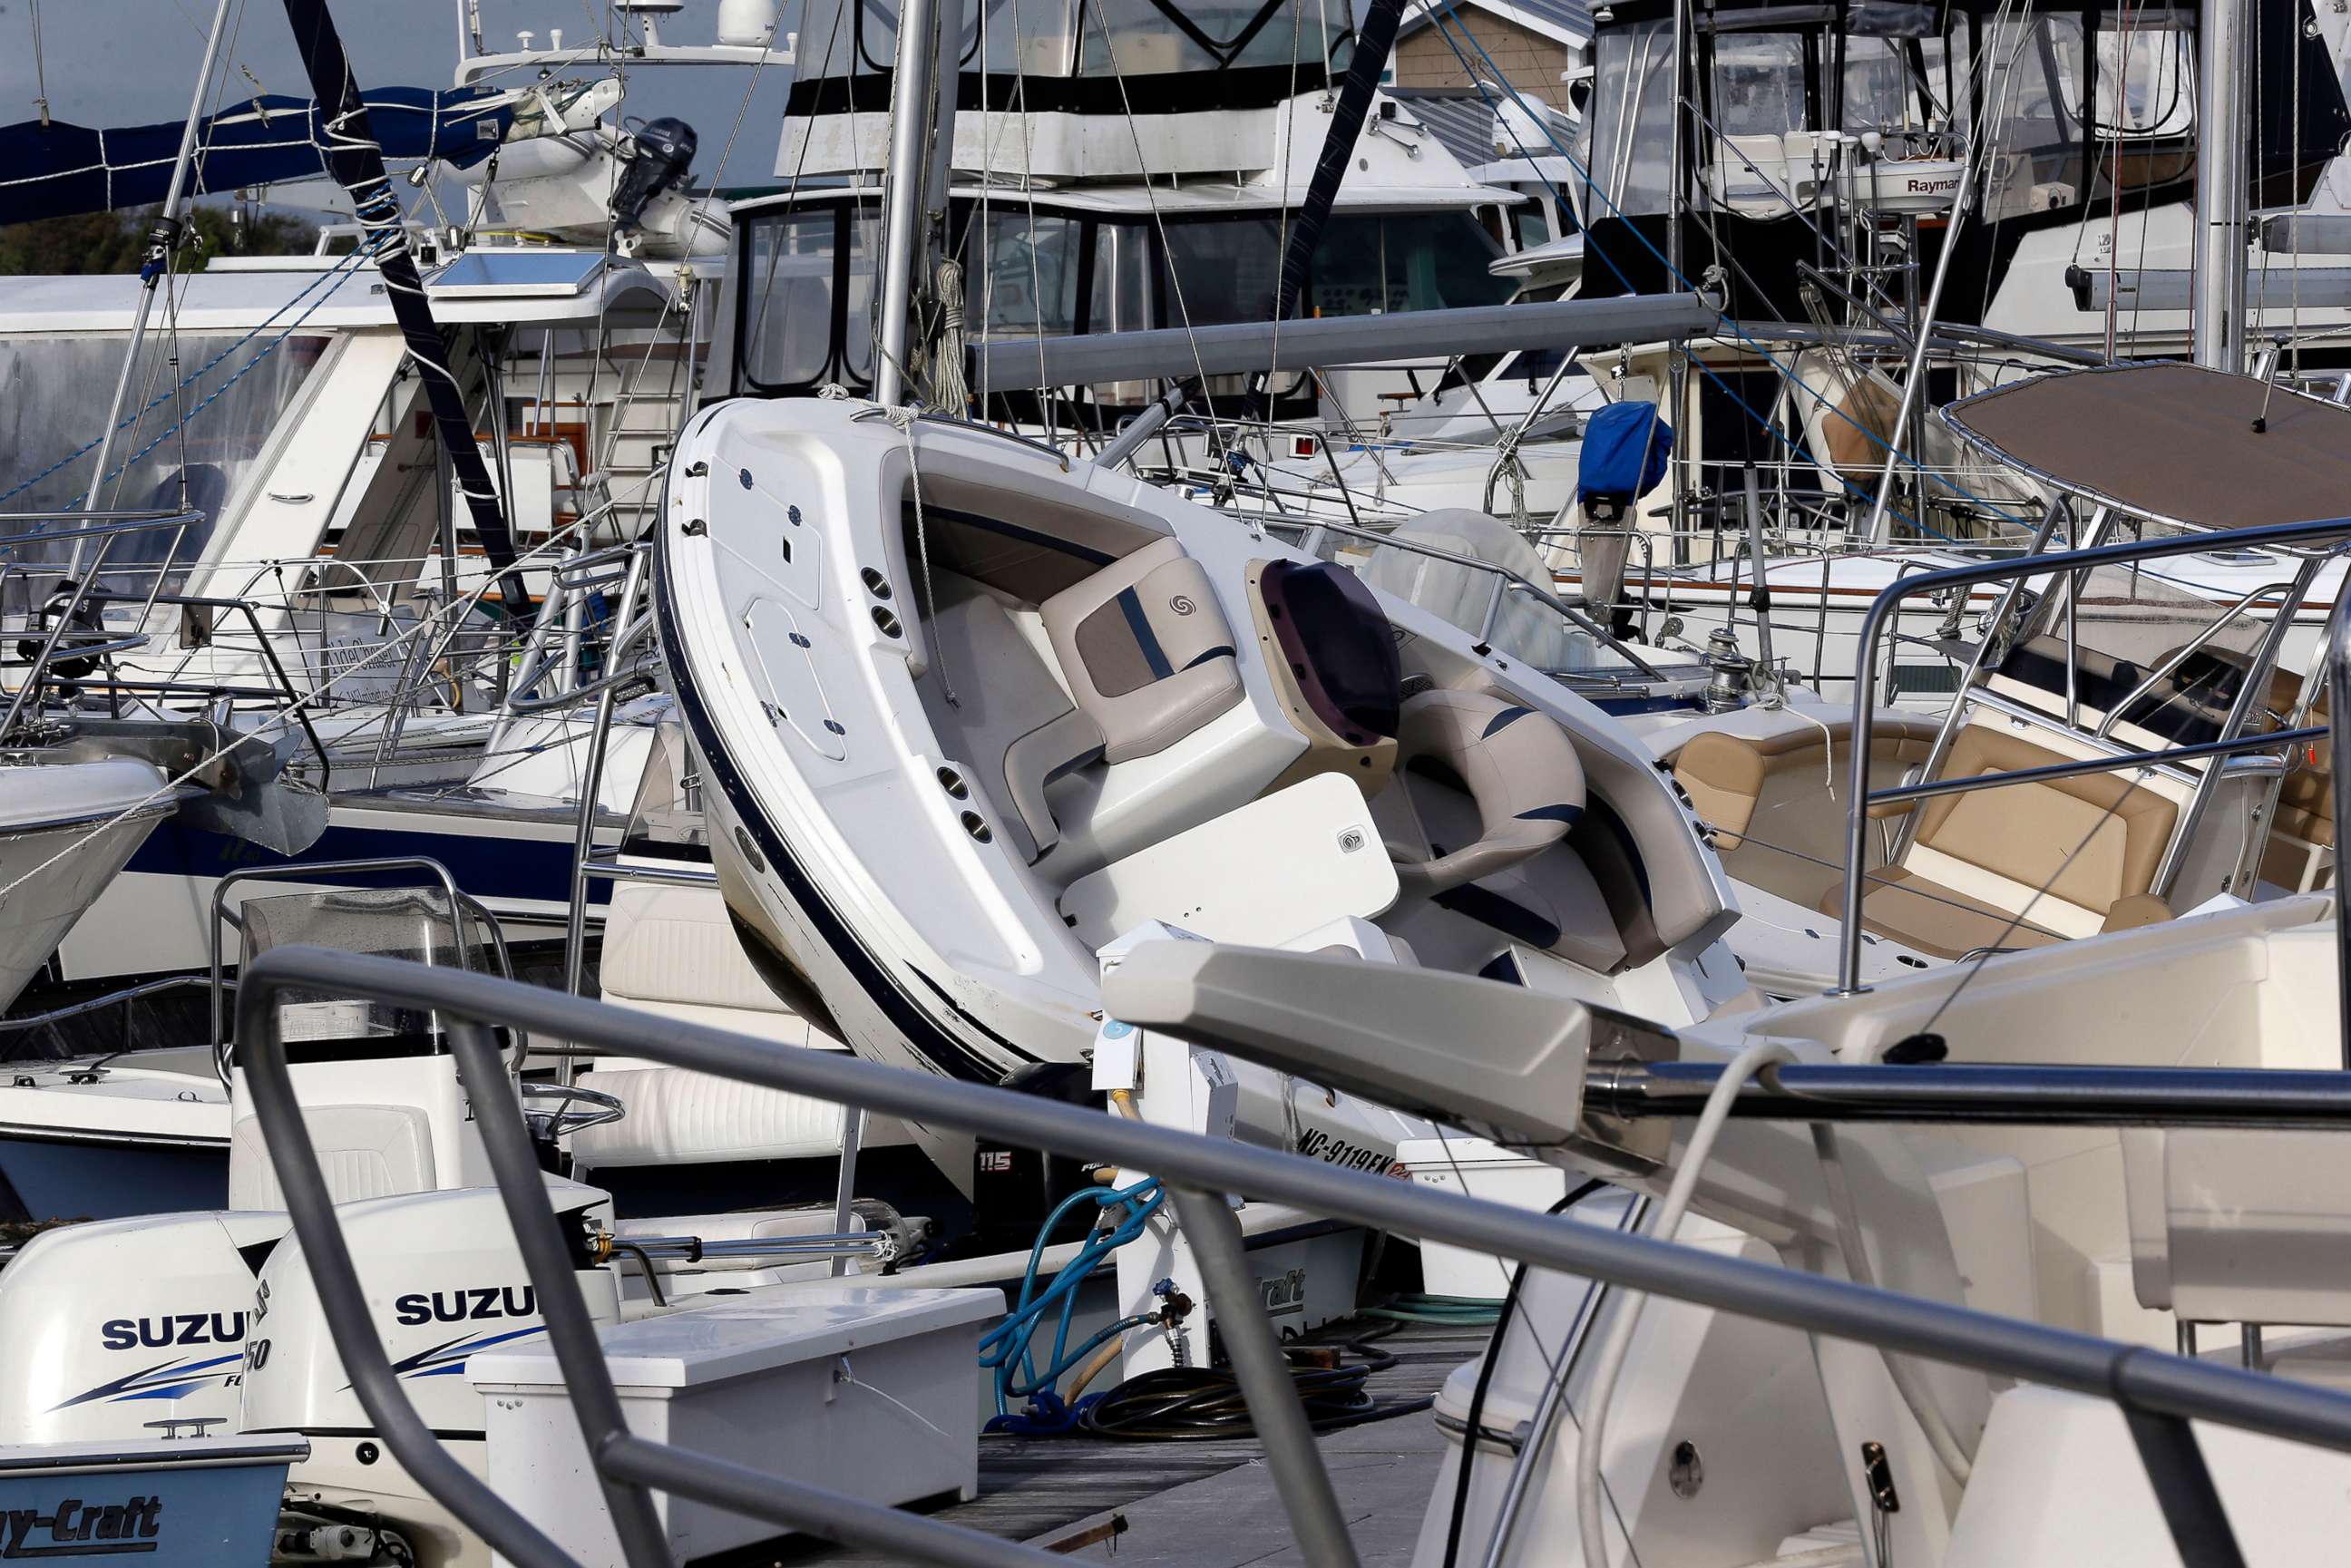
[123,819,604,906]
[656,517,1035,1087]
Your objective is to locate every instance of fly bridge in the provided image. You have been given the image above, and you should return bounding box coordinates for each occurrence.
[1816,363,2351,994]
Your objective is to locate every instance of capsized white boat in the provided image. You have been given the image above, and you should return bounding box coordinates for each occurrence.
[656,397,1756,1190]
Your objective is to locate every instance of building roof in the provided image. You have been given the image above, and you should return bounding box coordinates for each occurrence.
[1398,0,1595,49]
[1385,89,1501,170]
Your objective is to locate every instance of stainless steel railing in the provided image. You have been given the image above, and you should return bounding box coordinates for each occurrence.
[237,949,2351,1568]
[1835,512,2351,999]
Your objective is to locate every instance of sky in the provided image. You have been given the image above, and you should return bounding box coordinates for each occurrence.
[0,0,800,213]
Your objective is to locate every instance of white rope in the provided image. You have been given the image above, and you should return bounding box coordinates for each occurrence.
[882,402,959,708]
[931,257,970,413]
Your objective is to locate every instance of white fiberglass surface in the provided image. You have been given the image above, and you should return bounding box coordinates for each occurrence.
[678,417,1058,985]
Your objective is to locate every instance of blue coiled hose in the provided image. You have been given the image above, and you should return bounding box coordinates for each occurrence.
[978,1177,1163,1431]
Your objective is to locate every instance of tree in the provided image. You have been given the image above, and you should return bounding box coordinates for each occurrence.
[0,203,321,276]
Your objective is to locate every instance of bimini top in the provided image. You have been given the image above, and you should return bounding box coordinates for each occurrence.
[1941,362,2351,538]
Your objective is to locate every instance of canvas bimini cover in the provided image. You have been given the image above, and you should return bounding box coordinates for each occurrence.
[1940,363,2351,535]
[0,90,512,226]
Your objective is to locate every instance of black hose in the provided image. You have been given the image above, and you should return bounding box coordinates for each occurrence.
[1078,1322,1426,1441]
[1440,1179,1608,1568]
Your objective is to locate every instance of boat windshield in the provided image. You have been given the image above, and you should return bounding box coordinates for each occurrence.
[733,199,1513,399]
[1581,18,1676,217]
[0,330,327,604]
[791,0,1351,111]
[1978,11,2198,220]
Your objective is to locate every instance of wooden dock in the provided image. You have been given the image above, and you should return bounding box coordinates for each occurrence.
[795,1319,1487,1565]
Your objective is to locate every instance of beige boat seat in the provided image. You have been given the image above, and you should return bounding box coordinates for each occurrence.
[1041,537,1244,765]
[1388,687,1586,899]
[1818,725,2179,959]
[1671,716,1937,909]
[1672,716,1941,851]
[229,1105,434,1210]
[2261,676,2333,890]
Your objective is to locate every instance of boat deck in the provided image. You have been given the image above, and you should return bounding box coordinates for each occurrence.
[796,1318,1485,1565]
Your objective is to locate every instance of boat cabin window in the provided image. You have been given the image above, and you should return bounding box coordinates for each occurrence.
[968,209,1083,338]
[1979,10,2198,221]
[0,330,327,606]
[734,199,1513,403]
[737,205,877,394]
[791,0,1351,113]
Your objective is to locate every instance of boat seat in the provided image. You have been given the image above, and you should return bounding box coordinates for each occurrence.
[570,1062,849,1167]
[1672,716,1941,850]
[1819,724,2178,958]
[1673,715,1938,909]
[2124,1127,2351,1327]
[1387,687,1585,899]
[228,1105,435,1210]
[2261,676,2333,890]
[609,1206,869,1274]
[922,576,1105,862]
[600,881,803,1015]
[1040,537,1244,765]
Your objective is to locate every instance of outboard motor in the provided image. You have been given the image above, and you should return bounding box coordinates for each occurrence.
[244,1184,619,1568]
[610,116,697,237]
[0,1212,288,1445]
[1575,399,1673,638]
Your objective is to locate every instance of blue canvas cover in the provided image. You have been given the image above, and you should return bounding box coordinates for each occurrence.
[1577,399,1673,506]
[0,90,512,226]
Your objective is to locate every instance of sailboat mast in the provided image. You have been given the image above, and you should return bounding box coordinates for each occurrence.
[875,0,949,406]
[2193,0,2250,370]
[73,0,234,546]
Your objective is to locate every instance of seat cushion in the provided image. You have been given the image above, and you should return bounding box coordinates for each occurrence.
[228,1105,434,1210]
[1818,867,2065,959]
[921,576,1093,860]
[1043,538,1244,762]
[1912,726,2177,919]
[570,1065,850,1167]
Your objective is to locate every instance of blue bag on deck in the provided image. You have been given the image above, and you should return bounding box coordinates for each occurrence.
[1577,400,1673,521]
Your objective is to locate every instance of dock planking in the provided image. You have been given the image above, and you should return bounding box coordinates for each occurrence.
[789,1319,1490,1563]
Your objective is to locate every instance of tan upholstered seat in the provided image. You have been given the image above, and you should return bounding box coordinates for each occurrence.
[2261,677,2333,890]
[1816,724,2179,958]
[1041,538,1244,764]
[1670,716,1937,909]
[1673,717,1940,851]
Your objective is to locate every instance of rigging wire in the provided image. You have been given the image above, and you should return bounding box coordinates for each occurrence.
[1080,0,1226,433]
[1428,3,2036,541]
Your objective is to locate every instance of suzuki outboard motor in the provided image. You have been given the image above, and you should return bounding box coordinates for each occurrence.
[244,1184,619,1568]
[0,1212,288,1444]
[611,116,697,234]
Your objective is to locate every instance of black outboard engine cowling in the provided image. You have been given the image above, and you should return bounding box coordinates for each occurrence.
[611,116,697,231]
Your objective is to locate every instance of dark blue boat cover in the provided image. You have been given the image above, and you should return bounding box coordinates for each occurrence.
[0,89,512,226]
[1577,398,1673,506]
